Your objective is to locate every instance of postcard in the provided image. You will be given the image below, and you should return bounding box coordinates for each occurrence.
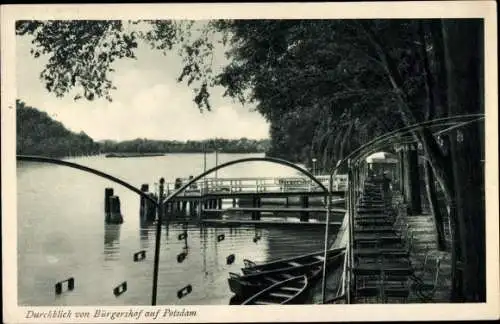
[1,2,498,323]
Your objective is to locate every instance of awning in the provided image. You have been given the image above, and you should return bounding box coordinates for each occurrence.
[365,151,398,164]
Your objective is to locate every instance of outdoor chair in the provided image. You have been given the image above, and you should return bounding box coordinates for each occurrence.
[411,255,443,302]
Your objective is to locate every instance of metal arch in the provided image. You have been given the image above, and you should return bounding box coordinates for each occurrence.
[329,114,485,174]
[16,155,158,205]
[349,117,485,165]
[152,156,331,305]
[160,156,330,206]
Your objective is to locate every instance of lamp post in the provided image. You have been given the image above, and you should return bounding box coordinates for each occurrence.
[312,158,317,176]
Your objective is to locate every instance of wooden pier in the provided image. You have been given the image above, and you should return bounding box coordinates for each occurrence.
[201,219,343,227]
[138,175,348,224]
[166,175,347,196]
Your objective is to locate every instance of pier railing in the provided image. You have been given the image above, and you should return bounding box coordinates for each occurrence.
[166,175,348,196]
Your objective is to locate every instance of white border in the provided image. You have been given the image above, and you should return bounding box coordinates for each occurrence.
[2,2,499,323]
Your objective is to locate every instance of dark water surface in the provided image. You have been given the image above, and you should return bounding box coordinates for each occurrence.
[17,153,336,305]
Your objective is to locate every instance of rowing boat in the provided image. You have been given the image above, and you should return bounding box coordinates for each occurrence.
[241,247,345,275]
[241,275,308,305]
[228,262,323,298]
[229,252,344,298]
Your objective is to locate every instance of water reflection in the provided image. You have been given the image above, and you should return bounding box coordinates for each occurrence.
[103,224,121,261]
[139,220,151,249]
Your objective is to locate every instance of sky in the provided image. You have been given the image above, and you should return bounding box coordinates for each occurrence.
[15,23,270,142]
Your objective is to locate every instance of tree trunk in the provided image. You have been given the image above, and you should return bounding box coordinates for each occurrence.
[404,145,422,215]
[442,19,485,302]
[397,147,405,194]
[424,161,447,250]
[418,21,447,252]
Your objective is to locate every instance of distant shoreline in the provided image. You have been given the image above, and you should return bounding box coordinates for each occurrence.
[105,153,166,158]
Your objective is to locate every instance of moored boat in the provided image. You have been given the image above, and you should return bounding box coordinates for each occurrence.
[241,275,308,305]
[228,264,322,298]
[229,252,344,298]
[242,247,345,275]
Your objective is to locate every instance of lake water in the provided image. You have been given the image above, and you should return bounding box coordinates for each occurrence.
[17,153,338,306]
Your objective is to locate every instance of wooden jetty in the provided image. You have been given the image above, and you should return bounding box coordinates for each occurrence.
[201,219,342,227]
[137,175,347,223]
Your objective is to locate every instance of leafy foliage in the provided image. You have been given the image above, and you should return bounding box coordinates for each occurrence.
[16,20,178,102]
[99,137,270,154]
[16,100,99,157]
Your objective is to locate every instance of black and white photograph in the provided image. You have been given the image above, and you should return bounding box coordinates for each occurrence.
[1,2,498,323]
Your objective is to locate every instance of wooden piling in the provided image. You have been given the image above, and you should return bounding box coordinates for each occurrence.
[108,196,124,224]
[300,196,309,222]
[140,184,149,206]
[145,193,157,222]
[251,196,261,220]
[140,184,149,220]
[104,188,114,218]
[182,201,187,214]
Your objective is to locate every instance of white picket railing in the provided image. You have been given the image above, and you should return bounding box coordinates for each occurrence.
[166,175,348,196]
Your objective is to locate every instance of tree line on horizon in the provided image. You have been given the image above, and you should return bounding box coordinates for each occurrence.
[16,100,270,157]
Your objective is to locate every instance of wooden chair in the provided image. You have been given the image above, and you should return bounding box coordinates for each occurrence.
[411,255,443,302]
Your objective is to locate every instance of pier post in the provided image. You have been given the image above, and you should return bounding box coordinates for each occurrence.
[108,196,124,224]
[104,188,114,222]
[140,184,149,220]
[189,201,194,216]
[256,197,261,220]
[251,196,256,220]
[251,196,261,220]
[145,193,157,222]
[300,196,309,222]
[197,199,202,218]
[140,184,149,207]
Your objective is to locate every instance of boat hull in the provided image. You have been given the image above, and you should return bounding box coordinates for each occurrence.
[242,247,345,275]
[242,275,309,305]
[228,257,336,298]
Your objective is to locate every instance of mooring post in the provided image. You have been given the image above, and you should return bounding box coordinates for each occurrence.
[256,197,261,220]
[251,196,256,220]
[146,193,157,222]
[188,201,194,216]
[109,196,124,224]
[140,184,149,220]
[300,196,309,222]
[104,188,114,222]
